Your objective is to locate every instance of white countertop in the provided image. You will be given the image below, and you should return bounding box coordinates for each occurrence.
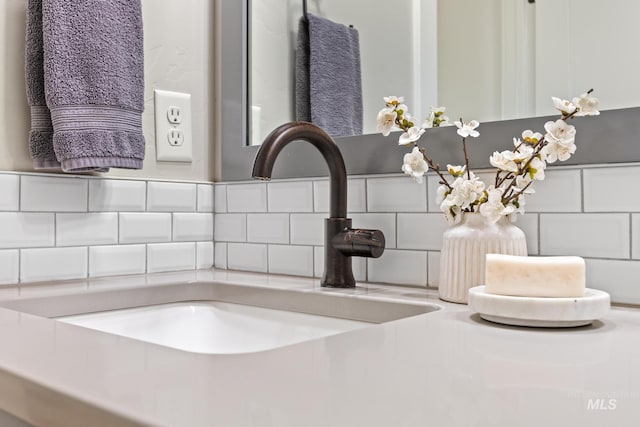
[0,269,638,427]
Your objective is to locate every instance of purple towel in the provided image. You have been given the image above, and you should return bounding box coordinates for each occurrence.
[296,13,363,138]
[26,0,146,172]
[25,0,58,169]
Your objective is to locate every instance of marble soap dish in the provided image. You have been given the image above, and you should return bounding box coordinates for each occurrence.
[468,286,611,328]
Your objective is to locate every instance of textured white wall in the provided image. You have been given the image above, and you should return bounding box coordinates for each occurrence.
[0,0,215,181]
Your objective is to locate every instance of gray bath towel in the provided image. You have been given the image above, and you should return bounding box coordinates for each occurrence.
[25,0,58,169]
[35,0,146,172]
[296,14,363,138]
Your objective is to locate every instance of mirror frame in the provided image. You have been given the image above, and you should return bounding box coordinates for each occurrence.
[221,0,640,182]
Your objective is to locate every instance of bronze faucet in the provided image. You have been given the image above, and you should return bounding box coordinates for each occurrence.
[252,122,385,288]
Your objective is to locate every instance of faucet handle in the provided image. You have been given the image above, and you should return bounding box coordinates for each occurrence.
[332,228,385,258]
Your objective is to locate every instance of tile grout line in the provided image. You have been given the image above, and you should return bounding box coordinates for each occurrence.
[17,248,22,285]
[18,175,22,211]
[630,213,633,260]
[537,213,541,255]
[86,179,90,212]
[580,168,585,213]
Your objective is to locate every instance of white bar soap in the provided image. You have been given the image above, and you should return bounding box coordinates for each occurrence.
[485,254,585,298]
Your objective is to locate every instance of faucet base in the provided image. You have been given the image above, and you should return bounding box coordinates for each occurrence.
[321,218,356,288]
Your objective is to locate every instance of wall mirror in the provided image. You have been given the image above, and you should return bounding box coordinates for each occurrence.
[221,0,640,182]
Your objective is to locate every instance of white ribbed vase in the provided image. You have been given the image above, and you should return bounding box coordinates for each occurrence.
[439,213,527,304]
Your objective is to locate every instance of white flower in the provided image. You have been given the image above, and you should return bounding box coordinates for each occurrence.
[490,150,518,173]
[515,174,535,193]
[398,126,426,145]
[383,96,404,107]
[479,187,514,224]
[402,146,429,183]
[510,193,527,215]
[552,96,577,116]
[572,92,600,116]
[513,143,534,162]
[448,173,485,210]
[447,164,466,177]
[521,130,543,145]
[436,184,450,205]
[544,119,576,146]
[423,107,450,128]
[542,140,576,163]
[454,120,480,138]
[376,108,397,136]
[441,199,462,224]
[527,156,546,180]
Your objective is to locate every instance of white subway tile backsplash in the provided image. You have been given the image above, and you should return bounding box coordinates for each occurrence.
[367,177,427,212]
[214,242,227,269]
[524,169,582,212]
[214,185,227,213]
[515,214,539,255]
[89,179,146,212]
[290,214,325,246]
[314,246,366,282]
[585,259,640,305]
[147,243,196,273]
[120,213,172,244]
[368,249,427,286]
[21,247,88,283]
[0,175,19,211]
[247,214,289,244]
[57,213,118,247]
[540,213,630,258]
[313,179,366,213]
[21,176,87,212]
[268,245,313,277]
[147,182,197,212]
[0,250,19,285]
[214,214,247,242]
[196,242,214,269]
[227,183,267,213]
[427,251,440,287]
[197,184,215,212]
[89,245,146,277]
[227,243,268,273]
[268,181,313,212]
[173,213,214,241]
[350,213,397,248]
[0,213,54,248]
[397,213,448,250]
[5,164,640,304]
[584,166,640,212]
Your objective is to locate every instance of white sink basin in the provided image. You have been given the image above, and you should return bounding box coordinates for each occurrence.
[0,280,439,355]
[57,301,372,354]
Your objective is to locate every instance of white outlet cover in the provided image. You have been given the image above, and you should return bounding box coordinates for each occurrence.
[154,89,193,162]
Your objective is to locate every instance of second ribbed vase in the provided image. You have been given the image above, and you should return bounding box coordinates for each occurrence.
[439,213,527,304]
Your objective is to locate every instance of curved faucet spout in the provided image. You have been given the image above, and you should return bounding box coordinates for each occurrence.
[252,122,347,219]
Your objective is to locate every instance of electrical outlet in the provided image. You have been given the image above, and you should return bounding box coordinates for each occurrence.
[168,129,185,146]
[154,89,192,162]
[167,106,183,124]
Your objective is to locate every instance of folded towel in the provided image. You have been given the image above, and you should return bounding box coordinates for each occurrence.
[25,0,58,169]
[296,13,363,138]
[39,0,145,172]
